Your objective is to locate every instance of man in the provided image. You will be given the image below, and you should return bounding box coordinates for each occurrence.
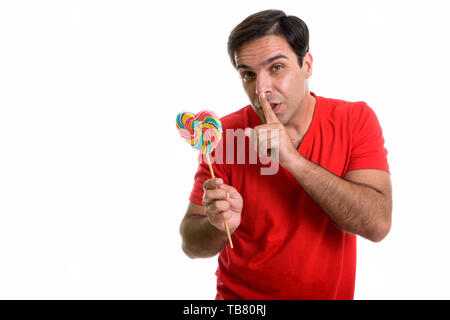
[179,9,392,299]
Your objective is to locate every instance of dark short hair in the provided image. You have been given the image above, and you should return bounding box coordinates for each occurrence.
[227,9,310,69]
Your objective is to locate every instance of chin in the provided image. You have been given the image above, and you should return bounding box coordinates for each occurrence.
[279,117,288,125]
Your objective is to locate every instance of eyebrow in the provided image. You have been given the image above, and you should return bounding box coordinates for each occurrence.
[236,54,288,70]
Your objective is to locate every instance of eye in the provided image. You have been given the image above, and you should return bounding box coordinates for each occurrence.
[271,64,284,72]
[241,71,255,81]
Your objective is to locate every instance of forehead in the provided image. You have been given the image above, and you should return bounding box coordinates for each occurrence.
[235,35,294,67]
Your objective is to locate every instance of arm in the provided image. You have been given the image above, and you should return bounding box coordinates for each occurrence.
[249,91,392,242]
[180,201,229,259]
[286,156,392,242]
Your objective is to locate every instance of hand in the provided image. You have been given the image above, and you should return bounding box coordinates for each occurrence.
[245,92,298,168]
[202,178,242,233]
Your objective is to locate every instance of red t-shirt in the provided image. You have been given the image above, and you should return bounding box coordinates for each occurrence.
[189,92,390,299]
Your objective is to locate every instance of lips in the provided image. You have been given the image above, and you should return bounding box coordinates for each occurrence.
[270,103,281,110]
[253,98,281,111]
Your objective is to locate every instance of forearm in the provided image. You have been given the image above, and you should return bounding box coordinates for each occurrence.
[287,154,390,242]
[180,214,229,258]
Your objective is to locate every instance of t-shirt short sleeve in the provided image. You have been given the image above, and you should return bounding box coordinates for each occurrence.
[188,148,230,206]
[347,102,390,174]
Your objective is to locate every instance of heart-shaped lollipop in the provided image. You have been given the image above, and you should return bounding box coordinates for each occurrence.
[175,110,233,248]
[176,110,223,154]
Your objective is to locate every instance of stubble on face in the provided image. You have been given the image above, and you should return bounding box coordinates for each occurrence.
[235,35,308,126]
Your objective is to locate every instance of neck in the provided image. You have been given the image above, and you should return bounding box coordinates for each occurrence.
[285,92,316,148]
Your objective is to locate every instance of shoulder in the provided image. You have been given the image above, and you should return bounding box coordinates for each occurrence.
[316,94,376,125]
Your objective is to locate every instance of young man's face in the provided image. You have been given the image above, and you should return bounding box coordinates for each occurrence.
[235,35,312,125]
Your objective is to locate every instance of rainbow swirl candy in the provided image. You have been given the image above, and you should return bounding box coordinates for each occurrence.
[176,110,222,154]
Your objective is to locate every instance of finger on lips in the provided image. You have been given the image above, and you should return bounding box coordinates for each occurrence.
[259,92,279,124]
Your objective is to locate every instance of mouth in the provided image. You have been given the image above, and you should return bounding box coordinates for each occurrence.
[270,103,281,112]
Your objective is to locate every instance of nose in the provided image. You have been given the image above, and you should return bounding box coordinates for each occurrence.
[255,73,272,97]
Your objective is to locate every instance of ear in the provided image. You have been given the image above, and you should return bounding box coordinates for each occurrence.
[302,52,313,79]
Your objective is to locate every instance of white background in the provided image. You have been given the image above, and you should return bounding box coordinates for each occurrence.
[1,0,449,299]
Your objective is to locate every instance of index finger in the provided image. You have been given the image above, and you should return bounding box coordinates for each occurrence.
[259,92,280,124]
[203,178,224,190]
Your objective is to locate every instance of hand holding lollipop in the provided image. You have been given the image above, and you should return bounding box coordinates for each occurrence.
[176,110,234,248]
